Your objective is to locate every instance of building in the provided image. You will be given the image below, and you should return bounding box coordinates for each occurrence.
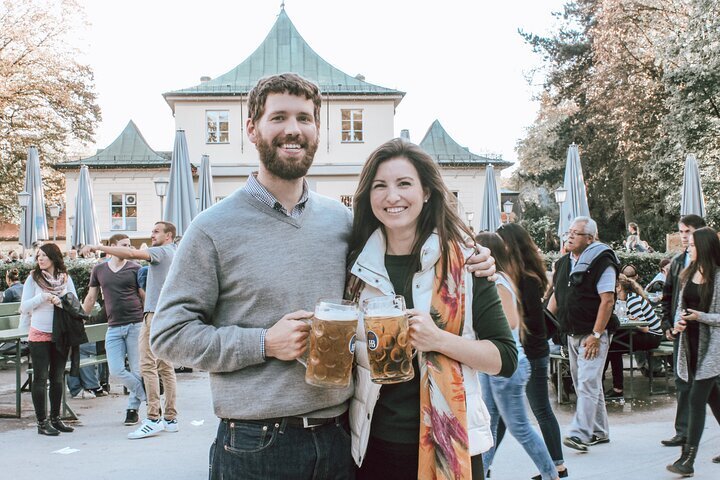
[55,7,508,243]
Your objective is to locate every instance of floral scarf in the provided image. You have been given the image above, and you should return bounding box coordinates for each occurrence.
[36,270,67,296]
[418,242,470,480]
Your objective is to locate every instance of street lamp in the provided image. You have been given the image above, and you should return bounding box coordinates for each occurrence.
[49,204,61,242]
[503,201,514,223]
[554,187,568,205]
[17,191,31,256]
[154,177,169,220]
[466,211,474,227]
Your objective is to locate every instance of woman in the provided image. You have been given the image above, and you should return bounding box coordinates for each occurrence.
[348,139,518,479]
[3,268,23,303]
[667,227,720,476]
[476,232,559,480]
[494,223,567,479]
[604,274,663,399]
[19,243,77,436]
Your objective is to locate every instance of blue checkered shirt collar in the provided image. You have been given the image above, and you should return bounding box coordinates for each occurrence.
[244,172,309,219]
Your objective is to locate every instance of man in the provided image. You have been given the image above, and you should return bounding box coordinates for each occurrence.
[548,216,619,452]
[659,214,706,448]
[82,233,146,426]
[149,73,495,479]
[83,221,179,439]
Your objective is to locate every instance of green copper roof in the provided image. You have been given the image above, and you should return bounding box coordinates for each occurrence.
[164,9,404,98]
[55,120,170,170]
[419,120,512,168]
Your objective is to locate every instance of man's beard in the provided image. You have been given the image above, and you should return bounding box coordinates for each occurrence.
[256,131,318,180]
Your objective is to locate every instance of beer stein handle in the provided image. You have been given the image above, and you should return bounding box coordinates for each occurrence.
[296,318,312,367]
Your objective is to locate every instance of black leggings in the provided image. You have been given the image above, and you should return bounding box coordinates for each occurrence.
[687,375,720,446]
[29,341,68,421]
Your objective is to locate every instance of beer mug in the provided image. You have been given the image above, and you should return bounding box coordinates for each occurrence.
[362,295,414,384]
[304,299,359,388]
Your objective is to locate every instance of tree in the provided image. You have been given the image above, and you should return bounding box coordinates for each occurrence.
[0,0,100,222]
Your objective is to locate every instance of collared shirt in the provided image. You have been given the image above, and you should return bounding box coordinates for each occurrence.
[244,172,309,219]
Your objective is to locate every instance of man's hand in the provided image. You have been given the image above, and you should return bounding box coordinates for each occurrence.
[665,328,676,341]
[582,334,600,360]
[80,245,97,257]
[264,310,313,361]
[463,240,496,280]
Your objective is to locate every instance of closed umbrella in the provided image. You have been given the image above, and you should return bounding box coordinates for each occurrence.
[164,130,197,235]
[19,147,49,249]
[478,164,501,232]
[197,154,215,212]
[680,153,705,217]
[558,144,590,237]
[72,165,101,249]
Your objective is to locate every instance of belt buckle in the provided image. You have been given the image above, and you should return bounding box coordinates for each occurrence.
[302,417,318,428]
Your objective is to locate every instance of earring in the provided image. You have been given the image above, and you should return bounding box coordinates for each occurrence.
[424,198,429,203]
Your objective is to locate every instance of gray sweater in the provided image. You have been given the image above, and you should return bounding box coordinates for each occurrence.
[676,271,720,381]
[150,188,353,420]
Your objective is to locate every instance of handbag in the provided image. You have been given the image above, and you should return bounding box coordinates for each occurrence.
[544,307,560,338]
[60,292,90,322]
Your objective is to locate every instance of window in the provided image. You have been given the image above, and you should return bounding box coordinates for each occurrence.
[110,193,137,231]
[341,109,363,142]
[340,195,353,210]
[450,191,459,212]
[206,110,229,143]
[215,196,226,203]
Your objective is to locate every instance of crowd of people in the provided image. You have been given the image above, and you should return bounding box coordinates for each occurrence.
[1,72,719,479]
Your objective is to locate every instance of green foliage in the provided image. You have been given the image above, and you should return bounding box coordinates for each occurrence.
[1,259,96,302]
[519,214,557,251]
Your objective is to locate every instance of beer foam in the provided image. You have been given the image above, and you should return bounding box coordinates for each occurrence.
[315,308,358,321]
[364,308,402,317]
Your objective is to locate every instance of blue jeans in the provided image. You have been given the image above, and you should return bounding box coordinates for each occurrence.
[106,322,145,410]
[480,358,557,480]
[209,417,354,480]
[67,343,101,394]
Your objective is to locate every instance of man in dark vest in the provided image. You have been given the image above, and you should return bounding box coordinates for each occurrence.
[659,214,706,448]
[548,216,619,452]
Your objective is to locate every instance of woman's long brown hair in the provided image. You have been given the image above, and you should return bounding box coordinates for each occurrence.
[348,139,472,292]
[680,227,720,312]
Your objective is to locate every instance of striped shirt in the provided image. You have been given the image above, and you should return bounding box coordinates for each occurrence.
[627,292,662,335]
[244,172,309,219]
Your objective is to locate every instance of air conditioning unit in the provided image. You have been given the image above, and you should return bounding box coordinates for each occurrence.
[125,194,137,205]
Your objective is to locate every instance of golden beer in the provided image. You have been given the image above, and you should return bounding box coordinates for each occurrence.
[304,300,358,388]
[363,296,414,384]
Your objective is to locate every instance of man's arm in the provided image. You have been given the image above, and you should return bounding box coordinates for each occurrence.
[83,286,99,314]
[82,244,151,261]
[150,224,310,372]
[593,292,615,333]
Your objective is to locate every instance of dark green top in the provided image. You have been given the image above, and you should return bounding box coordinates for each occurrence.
[371,254,517,444]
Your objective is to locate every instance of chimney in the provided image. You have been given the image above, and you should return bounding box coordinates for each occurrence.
[400,129,410,141]
[355,73,365,81]
[200,76,211,83]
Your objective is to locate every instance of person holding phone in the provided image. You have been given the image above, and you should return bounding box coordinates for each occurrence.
[667,227,720,476]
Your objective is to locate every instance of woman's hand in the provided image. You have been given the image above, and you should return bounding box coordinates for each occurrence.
[673,319,687,334]
[43,292,61,307]
[407,309,445,353]
[681,309,701,322]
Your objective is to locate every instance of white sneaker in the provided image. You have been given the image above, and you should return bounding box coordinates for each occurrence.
[71,389,95,399]
[127,418,165,439]
[164,418,179,433]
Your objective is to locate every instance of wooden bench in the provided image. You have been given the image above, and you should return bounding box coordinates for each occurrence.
[0,303,25,364]
[27,323,109,420]
[648,342,674,395]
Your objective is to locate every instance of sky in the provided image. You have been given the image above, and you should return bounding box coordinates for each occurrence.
[77,0,566,173]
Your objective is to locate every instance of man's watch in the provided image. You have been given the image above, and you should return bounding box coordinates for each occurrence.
[592,331,603,339]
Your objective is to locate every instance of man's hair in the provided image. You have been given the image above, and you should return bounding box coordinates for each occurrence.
[247,73,321,126]
[108,233,129,246]
[572,216,598,237]
[679,214,706,230]
[155,221,177,239]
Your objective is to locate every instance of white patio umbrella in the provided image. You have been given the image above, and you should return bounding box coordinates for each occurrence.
[72,165,101,249]
[197,154,215,212]
[164,130,197,235]
[557,144,590,237]
[19,147,49,249]
[478,164,501,232]
[680,153,705,217]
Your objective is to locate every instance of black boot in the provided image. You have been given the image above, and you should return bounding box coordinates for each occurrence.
[667,444,698,477]
[51,416,74,433]
[37,419,60,436]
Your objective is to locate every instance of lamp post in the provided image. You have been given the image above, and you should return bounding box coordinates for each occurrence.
[49,204,61,242]
[154,177,169,221]
[466,211,474,228]
[554,187,567,230]
[68,215,75,249]
[503,201,514,224]
[17,191,31,257]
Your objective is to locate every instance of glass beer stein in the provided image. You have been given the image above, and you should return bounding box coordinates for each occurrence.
[304,299,359,388]
[362,295,414,384]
